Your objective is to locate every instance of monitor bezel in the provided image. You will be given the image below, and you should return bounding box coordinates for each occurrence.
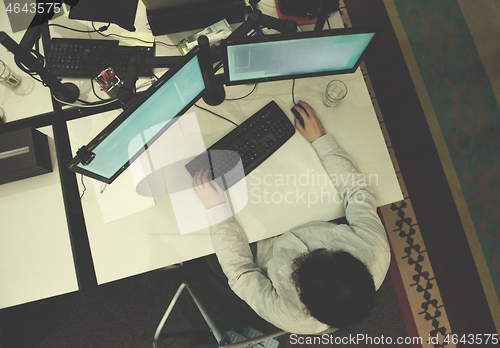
[222,26,380,86]
[67,47,206,184]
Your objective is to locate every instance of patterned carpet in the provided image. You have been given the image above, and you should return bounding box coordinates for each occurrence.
[386,0,500,337]
[387,0,500,311]
[342,0,500,346]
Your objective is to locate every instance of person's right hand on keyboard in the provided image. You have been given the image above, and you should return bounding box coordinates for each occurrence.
[293,100,326,143]
[193,169,225,209]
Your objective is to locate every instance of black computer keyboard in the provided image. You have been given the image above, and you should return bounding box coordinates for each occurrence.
[186,101,296,190]
[45,38,155,77]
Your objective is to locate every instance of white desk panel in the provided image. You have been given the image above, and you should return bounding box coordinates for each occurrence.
[0,0,393,298]
[0,4,54,123]
[0,127,78,309]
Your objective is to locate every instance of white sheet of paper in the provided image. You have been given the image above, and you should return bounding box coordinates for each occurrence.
[131,112,215,233]
[169,189,229,235]
[91,165,156,224]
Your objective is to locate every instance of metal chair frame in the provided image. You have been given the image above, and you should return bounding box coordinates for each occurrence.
[152,282,287,347]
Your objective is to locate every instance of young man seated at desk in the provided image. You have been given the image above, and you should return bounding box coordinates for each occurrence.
[192,101,391,334]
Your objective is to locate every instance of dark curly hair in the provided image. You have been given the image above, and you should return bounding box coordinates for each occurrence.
[292,249,376,329]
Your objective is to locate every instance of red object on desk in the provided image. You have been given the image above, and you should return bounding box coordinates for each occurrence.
[274,0,317,25]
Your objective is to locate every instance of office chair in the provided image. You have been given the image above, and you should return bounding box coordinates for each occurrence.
[152,282,287,347]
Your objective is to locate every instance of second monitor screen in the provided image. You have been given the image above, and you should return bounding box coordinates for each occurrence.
[225,31,376,84]
[76,55,205,181]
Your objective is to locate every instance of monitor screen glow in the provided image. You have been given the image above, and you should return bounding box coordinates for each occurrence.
[224,28,377,85]
[71,53,205,183]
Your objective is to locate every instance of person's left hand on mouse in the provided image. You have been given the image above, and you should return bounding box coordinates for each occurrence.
[193,169,225,208]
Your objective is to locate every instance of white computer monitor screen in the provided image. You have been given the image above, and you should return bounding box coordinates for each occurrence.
[68,50,206,183]
[224,27,378,85]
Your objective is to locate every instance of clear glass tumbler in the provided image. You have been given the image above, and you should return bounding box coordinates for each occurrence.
[0,60,22,90]
[324,80,347,107]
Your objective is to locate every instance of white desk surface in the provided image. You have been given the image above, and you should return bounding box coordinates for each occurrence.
[67,69,402,285]
[0,5,54,122]
[0,5,80,310]
[0,127,79,309]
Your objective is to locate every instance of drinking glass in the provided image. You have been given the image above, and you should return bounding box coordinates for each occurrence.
[0,60,22,90]
[324,80,347,107]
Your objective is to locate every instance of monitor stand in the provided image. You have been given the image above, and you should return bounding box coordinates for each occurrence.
[198,36,225,106]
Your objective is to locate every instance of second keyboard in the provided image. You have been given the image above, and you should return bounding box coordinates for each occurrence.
[46,38,154,78]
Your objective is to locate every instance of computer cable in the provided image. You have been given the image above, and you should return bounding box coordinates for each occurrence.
[48,23,109,33]
[291,79,297,105]
[92,76,155,103]
[152,41,178,48]
[91,22,178,48]
[15,49,45,84]
[13,37,47,85]
[49,22,176,48]
[91,78,107,101]
[53,94,118,107]
[76,98,93,105]
[194,104,239,127]
[154,40,179,49]
[79,174,86,199]
[213,61,257,101]
[225,83,257,101]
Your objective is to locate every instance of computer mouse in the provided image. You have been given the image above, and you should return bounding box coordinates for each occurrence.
[291,104,306,128]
